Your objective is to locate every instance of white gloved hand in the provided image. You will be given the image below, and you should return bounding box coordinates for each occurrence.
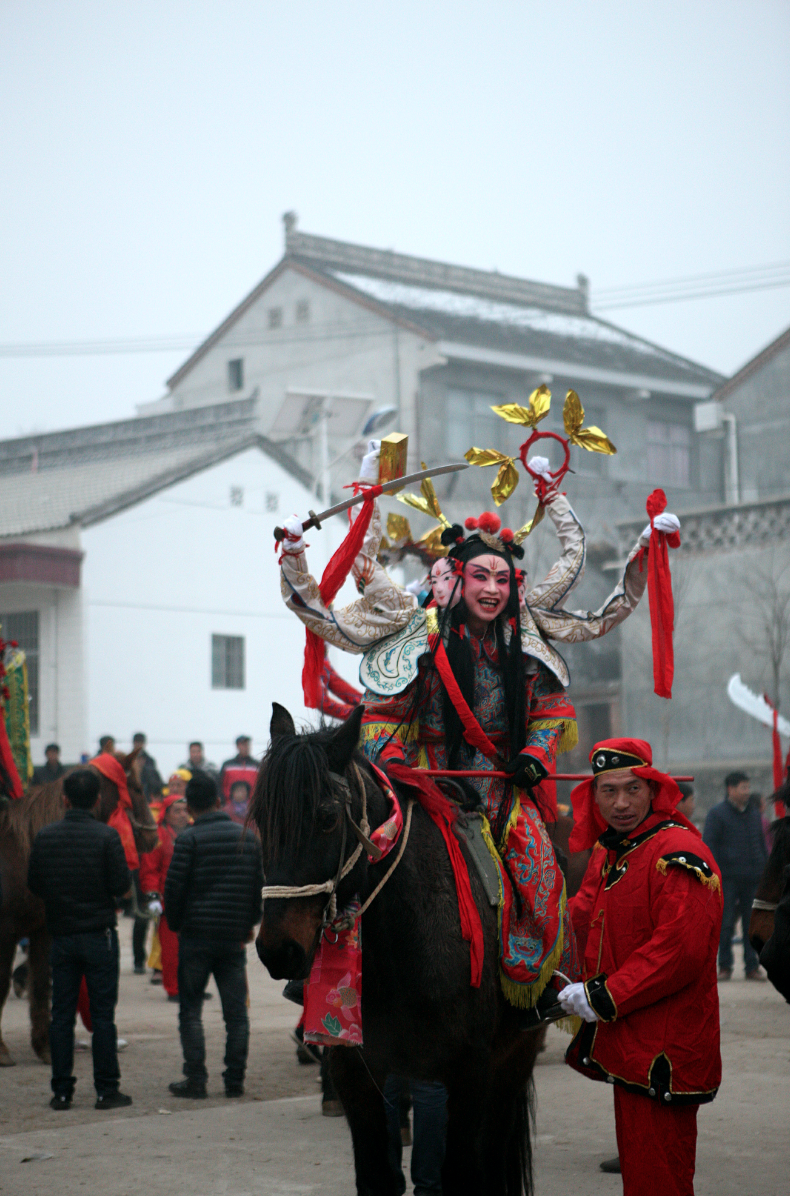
[557,982,598,1023]
[281,514,306,555]
[148,899,163,916]
[528,455,553,480]
[358,439,381,483]
[640,512,681,544]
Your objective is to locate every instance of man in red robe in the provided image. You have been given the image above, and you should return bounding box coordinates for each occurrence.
[558,738,722,1196]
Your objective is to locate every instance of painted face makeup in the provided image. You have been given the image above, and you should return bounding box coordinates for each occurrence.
[463,554,511,627]
[430,559,462,608]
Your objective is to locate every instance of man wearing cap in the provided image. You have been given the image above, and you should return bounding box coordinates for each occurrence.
[557,738,722,1195]
[218,736,259,803]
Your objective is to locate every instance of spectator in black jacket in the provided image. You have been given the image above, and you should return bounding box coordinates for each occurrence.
[703,770,769,981]
[164,770,263,1099]
[27,769,133,1111]
[32,743,66,785]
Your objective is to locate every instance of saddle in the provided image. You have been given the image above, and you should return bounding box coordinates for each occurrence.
[435,778,503,909]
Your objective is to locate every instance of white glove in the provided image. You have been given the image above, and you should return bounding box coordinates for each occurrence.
[528,455,553,480]
[281,514,306,555]
[640,512,680,543]
[358,439,381,483]
[148,899,163,916]
[557,982,598,1023]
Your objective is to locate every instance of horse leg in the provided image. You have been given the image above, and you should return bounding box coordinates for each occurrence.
[442,1054,491,1196]
[27,926,51,1063]
[330,1047,400,1196]
[0,932,18,1066]
[484,1033,541,1196]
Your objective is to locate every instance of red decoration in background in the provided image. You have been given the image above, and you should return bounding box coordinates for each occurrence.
[640,489,681,700]
[302,490,379,709]
[764,694,787,818]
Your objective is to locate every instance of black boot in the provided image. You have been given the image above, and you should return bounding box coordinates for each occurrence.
[168,1078,207,1099]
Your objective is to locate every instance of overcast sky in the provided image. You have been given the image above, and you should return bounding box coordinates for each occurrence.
[1,0,788,439]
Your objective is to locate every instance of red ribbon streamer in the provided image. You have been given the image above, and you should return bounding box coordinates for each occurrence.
[640,489,681,700]
[302,490,379,708]
[433,639,502,763]
[386,761,484,987]
[764,695,787,817]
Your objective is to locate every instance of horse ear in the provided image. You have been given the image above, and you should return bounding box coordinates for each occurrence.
[271,702,296,741]
[326,705,364,773]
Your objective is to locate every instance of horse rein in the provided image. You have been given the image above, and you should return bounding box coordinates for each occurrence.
[260,763,413,932]
[752,898,779,912]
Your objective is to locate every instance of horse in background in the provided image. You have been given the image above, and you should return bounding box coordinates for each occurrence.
[0,751,157,1065]
[252,703,545,1196]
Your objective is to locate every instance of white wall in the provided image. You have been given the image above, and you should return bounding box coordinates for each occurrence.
[81,445,360,776]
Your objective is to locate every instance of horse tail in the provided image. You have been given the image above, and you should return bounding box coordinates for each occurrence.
[504,1077,535,1196]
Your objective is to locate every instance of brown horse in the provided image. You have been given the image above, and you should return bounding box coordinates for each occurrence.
[0,752,157,1066]
[748,785,790,957]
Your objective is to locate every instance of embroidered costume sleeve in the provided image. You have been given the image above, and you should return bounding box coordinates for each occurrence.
[523,493,586,612]
[360,676,419,766]
[532,536,648,646]
[280,502,417,652]
[604,864,721,1019]
[522,660,578,770]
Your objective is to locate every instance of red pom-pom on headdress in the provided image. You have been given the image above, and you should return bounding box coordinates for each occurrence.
[499,527,514,544]
[477,511,501,533]
[464,516,479,530]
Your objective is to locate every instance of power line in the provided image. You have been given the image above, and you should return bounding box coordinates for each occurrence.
[593,260,790,310]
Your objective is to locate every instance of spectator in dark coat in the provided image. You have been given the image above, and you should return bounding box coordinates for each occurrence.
[218,735,259,802]
[32,743,66,786]
[164,770,263,1098]
[27,769,133,1110]
[703,771,768,981]
[132,732,164,801]
[179,741,219,784]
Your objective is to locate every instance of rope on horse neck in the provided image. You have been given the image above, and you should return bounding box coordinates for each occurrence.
[260,763,370,916]
[355,798,414,919]
[752,898,779,911]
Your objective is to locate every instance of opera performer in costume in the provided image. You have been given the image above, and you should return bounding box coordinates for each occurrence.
[139,789,191,999]
[558,739,722,1196]
[279,442,678,1012]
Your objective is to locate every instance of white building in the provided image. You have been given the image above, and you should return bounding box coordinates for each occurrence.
[0,412,347,775]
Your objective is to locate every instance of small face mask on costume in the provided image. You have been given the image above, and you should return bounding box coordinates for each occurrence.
[430,558,462,609]
[463,554,511,624]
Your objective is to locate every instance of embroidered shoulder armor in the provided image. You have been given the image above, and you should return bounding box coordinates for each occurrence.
[656,851,720,892]
[359,608,429,695]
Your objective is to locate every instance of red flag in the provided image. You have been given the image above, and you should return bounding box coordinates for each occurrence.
[641,489,681,700]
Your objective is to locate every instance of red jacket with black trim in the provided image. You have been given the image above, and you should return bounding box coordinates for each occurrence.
[566,810,722,1105]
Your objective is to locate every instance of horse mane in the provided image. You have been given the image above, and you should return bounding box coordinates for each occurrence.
[249,723,359,867]
[2,780,68,859]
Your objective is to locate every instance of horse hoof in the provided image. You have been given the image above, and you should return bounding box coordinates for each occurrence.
[35,1046,51,1065]
[0,1045,16,1067]
[321,1100,344,1118]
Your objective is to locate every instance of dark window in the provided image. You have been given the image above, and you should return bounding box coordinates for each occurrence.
[212,635,245,689]
[647,420,691,487]
[227,359,244,392]
[268,307,283,329]
[265,491,279,512]
[1,610,39,735]
[295,299,310,324]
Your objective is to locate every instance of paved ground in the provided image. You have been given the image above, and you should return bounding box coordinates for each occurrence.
[0,937,787,1194]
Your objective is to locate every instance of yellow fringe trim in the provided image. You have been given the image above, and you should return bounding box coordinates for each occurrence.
[555,1015,583,1037]
[656,857,721,895]
[499,880,567,1009]
[529,717,579,755]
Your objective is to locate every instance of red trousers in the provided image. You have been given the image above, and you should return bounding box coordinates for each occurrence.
[614,1087,698,1195]
[158,916,179,997]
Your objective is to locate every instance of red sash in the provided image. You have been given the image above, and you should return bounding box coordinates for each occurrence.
[433,638,502,763]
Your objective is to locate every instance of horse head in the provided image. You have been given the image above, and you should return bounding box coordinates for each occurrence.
[250,701,375,980]
[92,749,158,855]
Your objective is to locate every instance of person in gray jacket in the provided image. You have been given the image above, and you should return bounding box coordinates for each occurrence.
[703,771,768,980]
[164,770,263,1098]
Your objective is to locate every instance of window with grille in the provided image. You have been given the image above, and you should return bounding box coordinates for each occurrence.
[295,299,310,324]
[227,359,244,392]
[212,634,245,689]
[1,610,39,735]
[445,388,504,461]
[647,420,691,487]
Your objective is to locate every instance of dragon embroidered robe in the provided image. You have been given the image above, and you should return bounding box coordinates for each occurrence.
[360,629,579,1006]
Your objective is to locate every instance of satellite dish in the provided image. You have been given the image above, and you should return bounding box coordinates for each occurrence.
[363,406,398,436]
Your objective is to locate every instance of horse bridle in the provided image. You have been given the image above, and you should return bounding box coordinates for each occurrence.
[752,898,779,912]
[260,762,382,929]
